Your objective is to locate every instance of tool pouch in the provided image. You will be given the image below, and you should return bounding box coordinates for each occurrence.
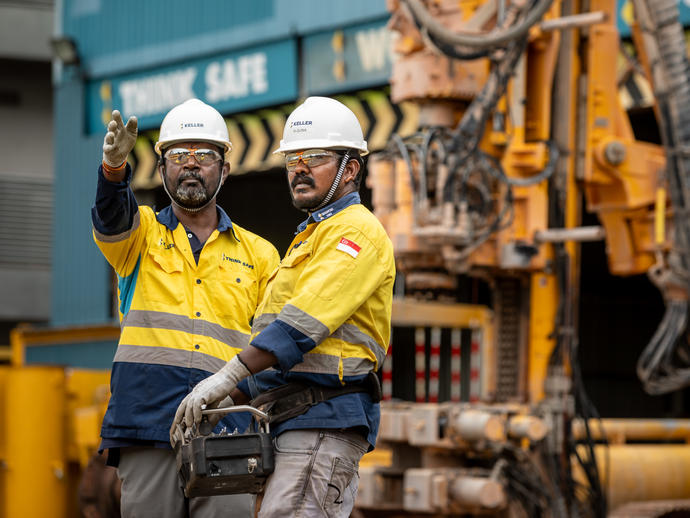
[175,405,274,497]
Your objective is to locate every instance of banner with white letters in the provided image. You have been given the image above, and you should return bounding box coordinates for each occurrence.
[86,39,297,133]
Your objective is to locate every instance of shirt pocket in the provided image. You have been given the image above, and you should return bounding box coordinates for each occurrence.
[142,249,185,306]
[281,244,312,269]
[269,244,312,301]
[214,260,258,323]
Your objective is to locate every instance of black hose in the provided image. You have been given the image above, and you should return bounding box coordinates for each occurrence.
[633,0,690,394]
[443,37,528,201]
[480,141,560,187]
[391,133,418,197]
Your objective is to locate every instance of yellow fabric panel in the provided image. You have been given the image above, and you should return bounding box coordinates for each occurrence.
[93,209,150,278]
[253,204,395,372]
[95,205,279,362]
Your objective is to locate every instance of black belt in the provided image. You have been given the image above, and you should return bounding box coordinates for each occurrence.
[249,371,382,425]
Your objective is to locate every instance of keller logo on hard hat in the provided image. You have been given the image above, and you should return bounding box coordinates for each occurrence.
[274,97,368,155]
[155,98,233,158]
[290,120,312,128]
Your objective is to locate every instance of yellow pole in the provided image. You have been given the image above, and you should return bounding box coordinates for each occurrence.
[528,272,558,402]
[654,187,667,247]
[9,327,25,367]
[3,367,67,518]
[0,368,7,514]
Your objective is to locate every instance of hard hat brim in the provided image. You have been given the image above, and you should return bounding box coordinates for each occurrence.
[273,138,369,156]
[155,136,233,157]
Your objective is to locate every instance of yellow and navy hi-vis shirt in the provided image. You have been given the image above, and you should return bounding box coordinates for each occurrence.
[92,165,279,445]
[240,191,396,448]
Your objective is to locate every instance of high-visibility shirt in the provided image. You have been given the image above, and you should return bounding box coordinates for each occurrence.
[92,165,279,444]
[242,192,395,447]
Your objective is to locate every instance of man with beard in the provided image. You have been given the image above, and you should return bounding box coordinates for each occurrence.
[172,97,396,518]
[92,98,278,518]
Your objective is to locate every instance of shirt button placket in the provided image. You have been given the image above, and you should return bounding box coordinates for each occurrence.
[192,307,202,368]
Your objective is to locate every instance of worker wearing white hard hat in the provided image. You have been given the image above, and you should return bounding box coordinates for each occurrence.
[172,97,395,517]
[92,99,279,517]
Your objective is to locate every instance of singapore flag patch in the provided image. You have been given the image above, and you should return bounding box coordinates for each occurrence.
[336,237,361,258]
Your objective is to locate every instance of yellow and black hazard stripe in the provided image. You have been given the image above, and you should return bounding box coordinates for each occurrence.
[335,89,419,152]
[128,88,420,190]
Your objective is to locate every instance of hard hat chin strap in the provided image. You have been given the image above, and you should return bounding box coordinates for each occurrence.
[311,151,350,212]
[161,165,224,214]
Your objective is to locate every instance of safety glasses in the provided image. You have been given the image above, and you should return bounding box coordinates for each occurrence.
[285,149,339,172]
[164,148,223,165]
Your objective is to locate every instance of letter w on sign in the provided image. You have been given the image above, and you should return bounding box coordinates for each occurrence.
[336,237,361,258]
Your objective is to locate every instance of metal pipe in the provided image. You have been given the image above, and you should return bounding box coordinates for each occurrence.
[508,415,548,441]
[450,409,506,442]
[540,11,607,32]
[572,418,690,442]
[534,226,605,243]
[575,445,690,508]
[450,476,506,509]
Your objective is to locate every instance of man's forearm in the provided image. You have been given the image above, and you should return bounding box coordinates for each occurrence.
[238,345,278,374]
[92,164,138,235]
[229,388,249,404]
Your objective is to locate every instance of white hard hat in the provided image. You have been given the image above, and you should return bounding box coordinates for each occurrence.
[274,96,368,155]
[155,99,232,158]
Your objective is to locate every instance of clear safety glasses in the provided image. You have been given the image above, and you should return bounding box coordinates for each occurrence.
[164,148,223,165]
[285,149,339,172]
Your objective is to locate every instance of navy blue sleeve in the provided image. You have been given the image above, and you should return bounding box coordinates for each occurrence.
[91,164,138,235]
[250,319,316,373]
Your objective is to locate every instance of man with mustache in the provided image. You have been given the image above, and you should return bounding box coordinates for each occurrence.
[172,97,396,517]
[92,98,279,517]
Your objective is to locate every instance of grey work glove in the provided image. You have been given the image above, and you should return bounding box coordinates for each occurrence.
[170,356,251,445]
[170,395,234,449]
[102,110,138,168]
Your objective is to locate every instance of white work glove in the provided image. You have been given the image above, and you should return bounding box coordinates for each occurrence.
[170,356,251,444]
[102,110,137,168]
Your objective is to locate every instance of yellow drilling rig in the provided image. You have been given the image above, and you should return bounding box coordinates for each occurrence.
[355,0,690,516]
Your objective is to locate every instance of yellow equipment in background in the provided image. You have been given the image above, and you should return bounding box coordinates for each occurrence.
[0,326,115,518]
[356,0,690,516]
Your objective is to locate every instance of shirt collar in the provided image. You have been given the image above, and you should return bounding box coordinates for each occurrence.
[296,192,360,233]
[156,205,239,241]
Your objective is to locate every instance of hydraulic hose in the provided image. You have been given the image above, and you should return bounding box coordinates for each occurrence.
[632,0,690,394]
[402,0,555,49]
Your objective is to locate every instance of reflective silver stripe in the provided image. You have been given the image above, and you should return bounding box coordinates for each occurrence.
[332,323,387,367]
[343,356,377,376]
[275,305,386,372]
[123,309,250,348]
[278,304,330,343]
[290,352,340,374]
[93,210,141,243]
[290,353,376,376]
[114,344,227,372]
[252,313,278,334]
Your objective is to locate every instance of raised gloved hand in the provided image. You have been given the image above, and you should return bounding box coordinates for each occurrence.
[170,356,251,446]
[102,110,137,168]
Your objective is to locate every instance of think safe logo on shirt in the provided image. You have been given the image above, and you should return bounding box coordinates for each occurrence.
[221,253,255,270]
[158,238,175,249]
